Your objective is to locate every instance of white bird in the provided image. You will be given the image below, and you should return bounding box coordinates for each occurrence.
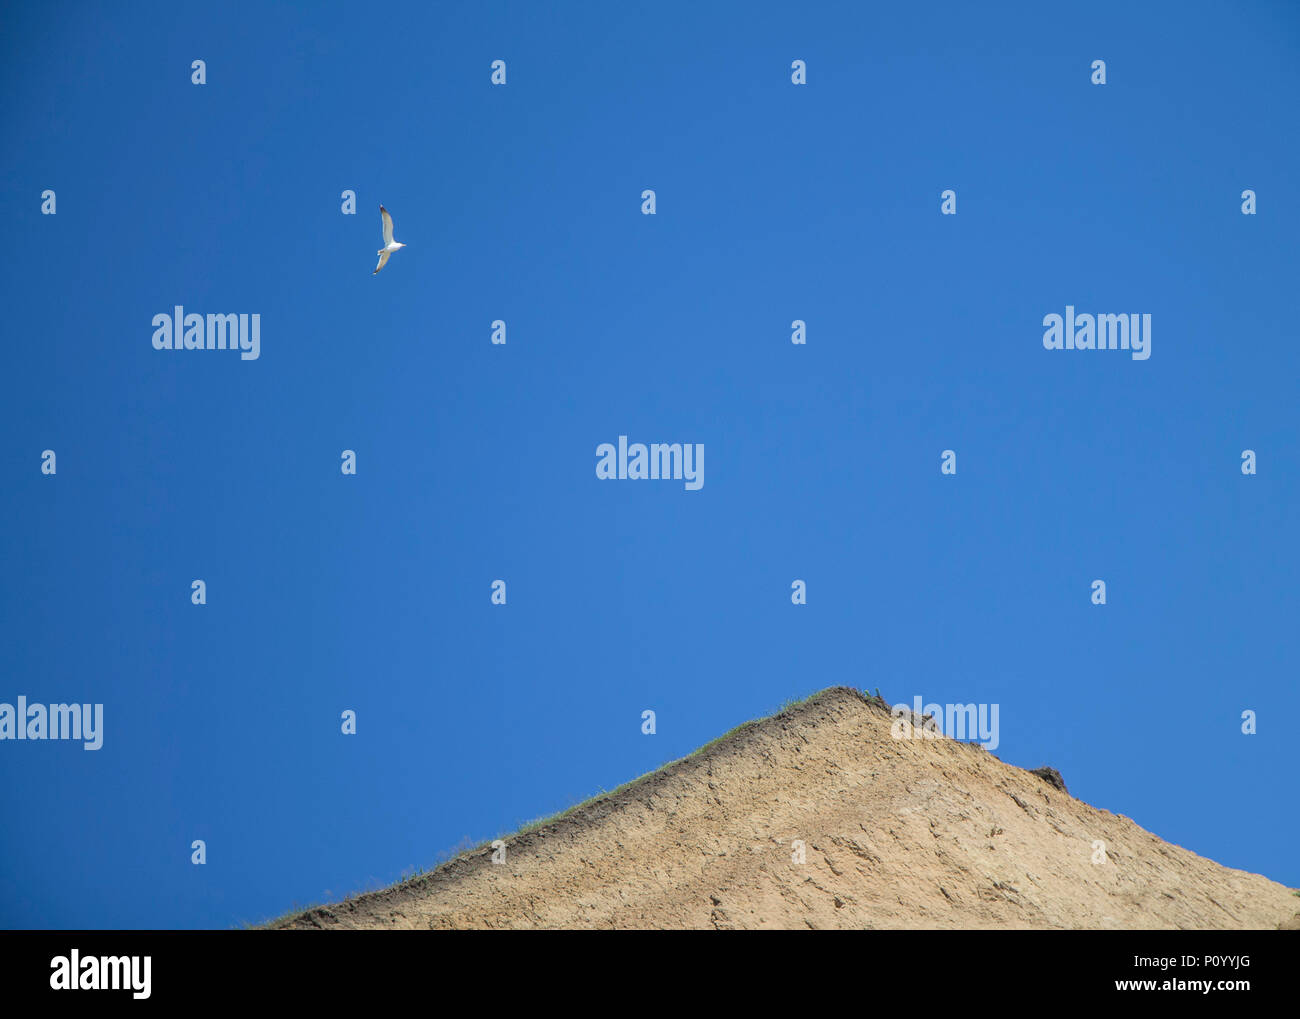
[372,205,406,275]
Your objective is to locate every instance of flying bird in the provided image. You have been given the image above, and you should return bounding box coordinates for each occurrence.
[372,205,406,275]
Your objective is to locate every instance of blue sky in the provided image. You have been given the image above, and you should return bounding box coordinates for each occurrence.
[2,1,1297,929]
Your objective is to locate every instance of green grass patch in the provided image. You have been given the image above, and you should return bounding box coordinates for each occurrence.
[258,685,890,928]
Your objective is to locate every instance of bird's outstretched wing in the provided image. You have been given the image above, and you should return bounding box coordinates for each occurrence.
[373,250,390,275]
[380,206,395,247]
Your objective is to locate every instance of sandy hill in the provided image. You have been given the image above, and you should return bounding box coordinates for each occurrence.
[271,688,1299,930]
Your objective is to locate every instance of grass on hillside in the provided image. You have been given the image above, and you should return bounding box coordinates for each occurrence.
[258,685,887,928]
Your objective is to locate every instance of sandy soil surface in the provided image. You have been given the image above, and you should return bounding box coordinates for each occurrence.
[272,687,1299,930]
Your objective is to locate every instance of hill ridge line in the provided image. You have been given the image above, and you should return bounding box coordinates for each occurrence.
[269,687,886,927]
[267,686,1298,930]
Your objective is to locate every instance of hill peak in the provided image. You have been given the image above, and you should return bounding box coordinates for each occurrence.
[272,687,1297,930]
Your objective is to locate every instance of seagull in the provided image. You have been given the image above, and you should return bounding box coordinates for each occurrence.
[372,205,406,275]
